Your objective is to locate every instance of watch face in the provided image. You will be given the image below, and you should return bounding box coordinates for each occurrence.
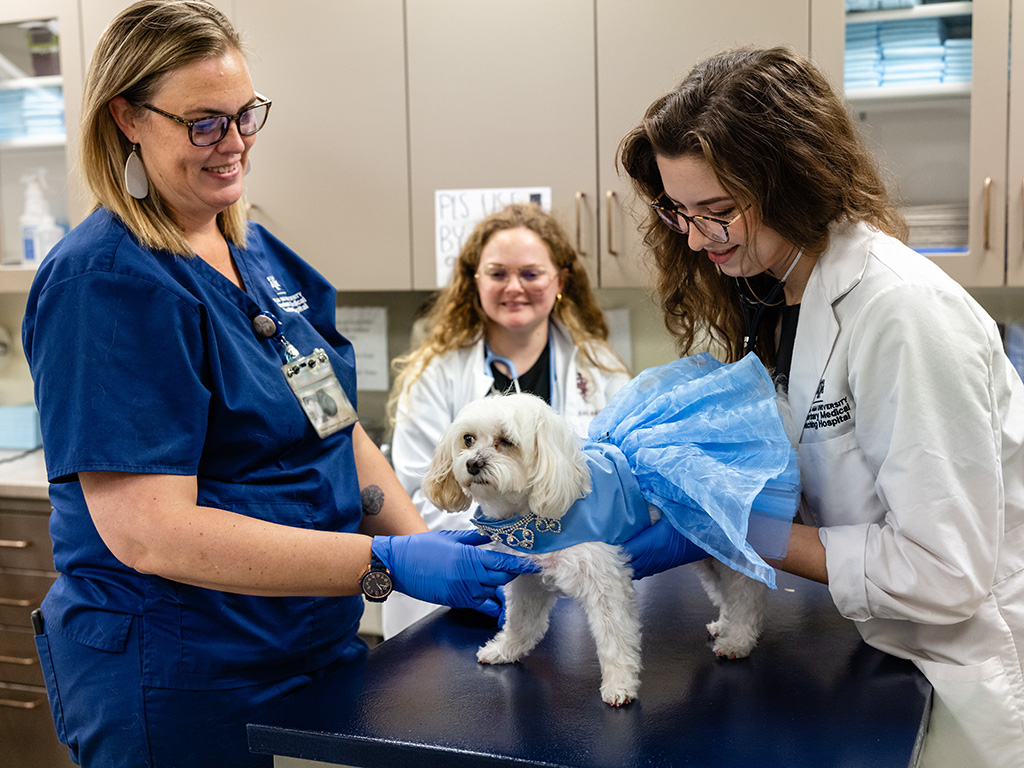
[361,569,393,600]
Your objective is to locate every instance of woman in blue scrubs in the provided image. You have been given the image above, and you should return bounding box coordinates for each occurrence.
[21,2,536,766]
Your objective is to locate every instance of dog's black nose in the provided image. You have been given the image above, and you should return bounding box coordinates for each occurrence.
[466,457,486,476]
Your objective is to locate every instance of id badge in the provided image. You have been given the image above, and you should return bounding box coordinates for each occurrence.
[282,348,357,438]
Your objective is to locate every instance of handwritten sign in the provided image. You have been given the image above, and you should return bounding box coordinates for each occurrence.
[434,186,552,287]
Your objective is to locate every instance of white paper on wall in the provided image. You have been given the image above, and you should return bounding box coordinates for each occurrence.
[336,306,389,392]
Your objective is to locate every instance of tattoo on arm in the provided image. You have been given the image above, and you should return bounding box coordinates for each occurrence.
[361,485,385,516]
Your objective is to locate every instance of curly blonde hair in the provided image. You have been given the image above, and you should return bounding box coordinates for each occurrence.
[388,203,626,423]
[618,46,906,364]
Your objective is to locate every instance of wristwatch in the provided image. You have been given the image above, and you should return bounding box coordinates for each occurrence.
[360,550,393,603]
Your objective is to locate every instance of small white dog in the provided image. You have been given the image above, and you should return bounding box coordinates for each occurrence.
[423,392,767,706]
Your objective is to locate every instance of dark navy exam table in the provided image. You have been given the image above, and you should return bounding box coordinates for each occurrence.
[249,567,931,768]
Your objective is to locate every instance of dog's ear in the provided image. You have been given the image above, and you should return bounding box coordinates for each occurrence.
[423,424,472,513]
[527,404,592,520]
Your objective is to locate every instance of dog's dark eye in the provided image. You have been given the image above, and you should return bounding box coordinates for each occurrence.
[497,436,516,450]
[463,434,475,447]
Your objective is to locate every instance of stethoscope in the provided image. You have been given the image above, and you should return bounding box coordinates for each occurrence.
[741,250,802,355]
[483,324,559,410]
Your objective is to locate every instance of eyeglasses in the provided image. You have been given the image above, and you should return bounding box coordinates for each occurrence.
[650,194,747,243]
[475,265,556,291]
[141,95,272,147]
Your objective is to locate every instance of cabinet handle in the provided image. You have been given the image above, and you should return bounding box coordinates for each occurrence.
[0,539,30,549]
[0,597,33,607]
[0,654,38,666]
[0,696,43,710]
[575,192,587,256]
[984,177,992,250]
[606,190,618,257]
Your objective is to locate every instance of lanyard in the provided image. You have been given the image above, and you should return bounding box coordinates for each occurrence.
[483,325,558,410]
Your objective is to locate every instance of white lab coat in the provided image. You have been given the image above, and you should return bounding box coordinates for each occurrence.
[784,221,1024,767]
[383,320,631,638]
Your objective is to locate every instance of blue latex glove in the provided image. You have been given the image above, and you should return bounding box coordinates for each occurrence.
[621,518,709,580]
[371,530,539,618]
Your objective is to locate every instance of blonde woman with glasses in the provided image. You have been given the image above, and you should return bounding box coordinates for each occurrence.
[384,203,630,638]
[22,3,538,764]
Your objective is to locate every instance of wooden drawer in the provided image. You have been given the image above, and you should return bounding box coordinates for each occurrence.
[0,682,76,768]
[0,513,53,572]
[0,571,55,628]
[0,627,41,687]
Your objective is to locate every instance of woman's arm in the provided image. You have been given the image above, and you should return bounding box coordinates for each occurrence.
[351,422,429,538]
[80,469,374,597]
[769,523,828,584]
[81,424,427,597]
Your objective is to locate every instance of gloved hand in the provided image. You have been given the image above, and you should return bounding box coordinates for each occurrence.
[371,530,539,618]
[621,518,709,580]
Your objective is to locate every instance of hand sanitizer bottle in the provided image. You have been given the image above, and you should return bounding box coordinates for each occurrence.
[20,170,64,263]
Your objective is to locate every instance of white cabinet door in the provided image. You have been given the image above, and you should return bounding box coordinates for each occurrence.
[0,0,84,288]
[595,0,812,288]
[235,0,411,290]
[406,0,597,290]
[839,1,1011,287]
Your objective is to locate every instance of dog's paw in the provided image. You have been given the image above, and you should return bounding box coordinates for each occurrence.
[600,666,640,707]
[708,625,758,660]
[601,683,638,707]
[706,619,724,637]
[477,640,522,665]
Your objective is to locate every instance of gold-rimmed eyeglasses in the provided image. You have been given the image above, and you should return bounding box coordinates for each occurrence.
[650,194,747,243]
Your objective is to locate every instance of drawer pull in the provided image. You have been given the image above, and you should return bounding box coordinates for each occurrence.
[606,190,618,257]
[0,539,31,549]
[983,176,992,250]
[575,191,587,257]
[0,696,43,710]
[0,597,33,607]
[0,655,38,667]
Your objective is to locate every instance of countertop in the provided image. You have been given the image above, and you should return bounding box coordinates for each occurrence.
[249,567,931,768]
[0,448,48,501]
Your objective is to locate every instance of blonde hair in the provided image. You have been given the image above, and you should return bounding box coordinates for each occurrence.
[388,203,627,423]
[80,0,249,256]
[618,46,906,364]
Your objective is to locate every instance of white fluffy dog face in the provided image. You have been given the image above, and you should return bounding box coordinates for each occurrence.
[423,393,591,521]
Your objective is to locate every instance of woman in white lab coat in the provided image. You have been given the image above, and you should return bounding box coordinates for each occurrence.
[383,203,631,638]
[618,46,1024,767]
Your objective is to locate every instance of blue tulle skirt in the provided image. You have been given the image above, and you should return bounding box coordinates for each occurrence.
[588,353,799,588]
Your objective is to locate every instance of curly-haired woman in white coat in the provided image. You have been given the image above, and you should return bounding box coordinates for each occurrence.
[384,203,631,638]
[618,46,1024,768]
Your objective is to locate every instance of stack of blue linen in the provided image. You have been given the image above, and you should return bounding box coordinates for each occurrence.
[845,0,921,9]
[22,84,65,137]
[846,23,882,89]
[943,38,972,83]
[845,14,973,91]
[879,18,945,87]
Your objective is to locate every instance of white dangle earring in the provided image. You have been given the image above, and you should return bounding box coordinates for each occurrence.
[245,157,252,176]
[124,143,149,200]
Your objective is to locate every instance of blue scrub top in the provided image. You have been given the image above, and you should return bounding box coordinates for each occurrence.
[22,208,365,690]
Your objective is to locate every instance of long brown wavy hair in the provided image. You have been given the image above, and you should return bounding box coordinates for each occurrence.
[618,46,906,364]
[388,203,627,422]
